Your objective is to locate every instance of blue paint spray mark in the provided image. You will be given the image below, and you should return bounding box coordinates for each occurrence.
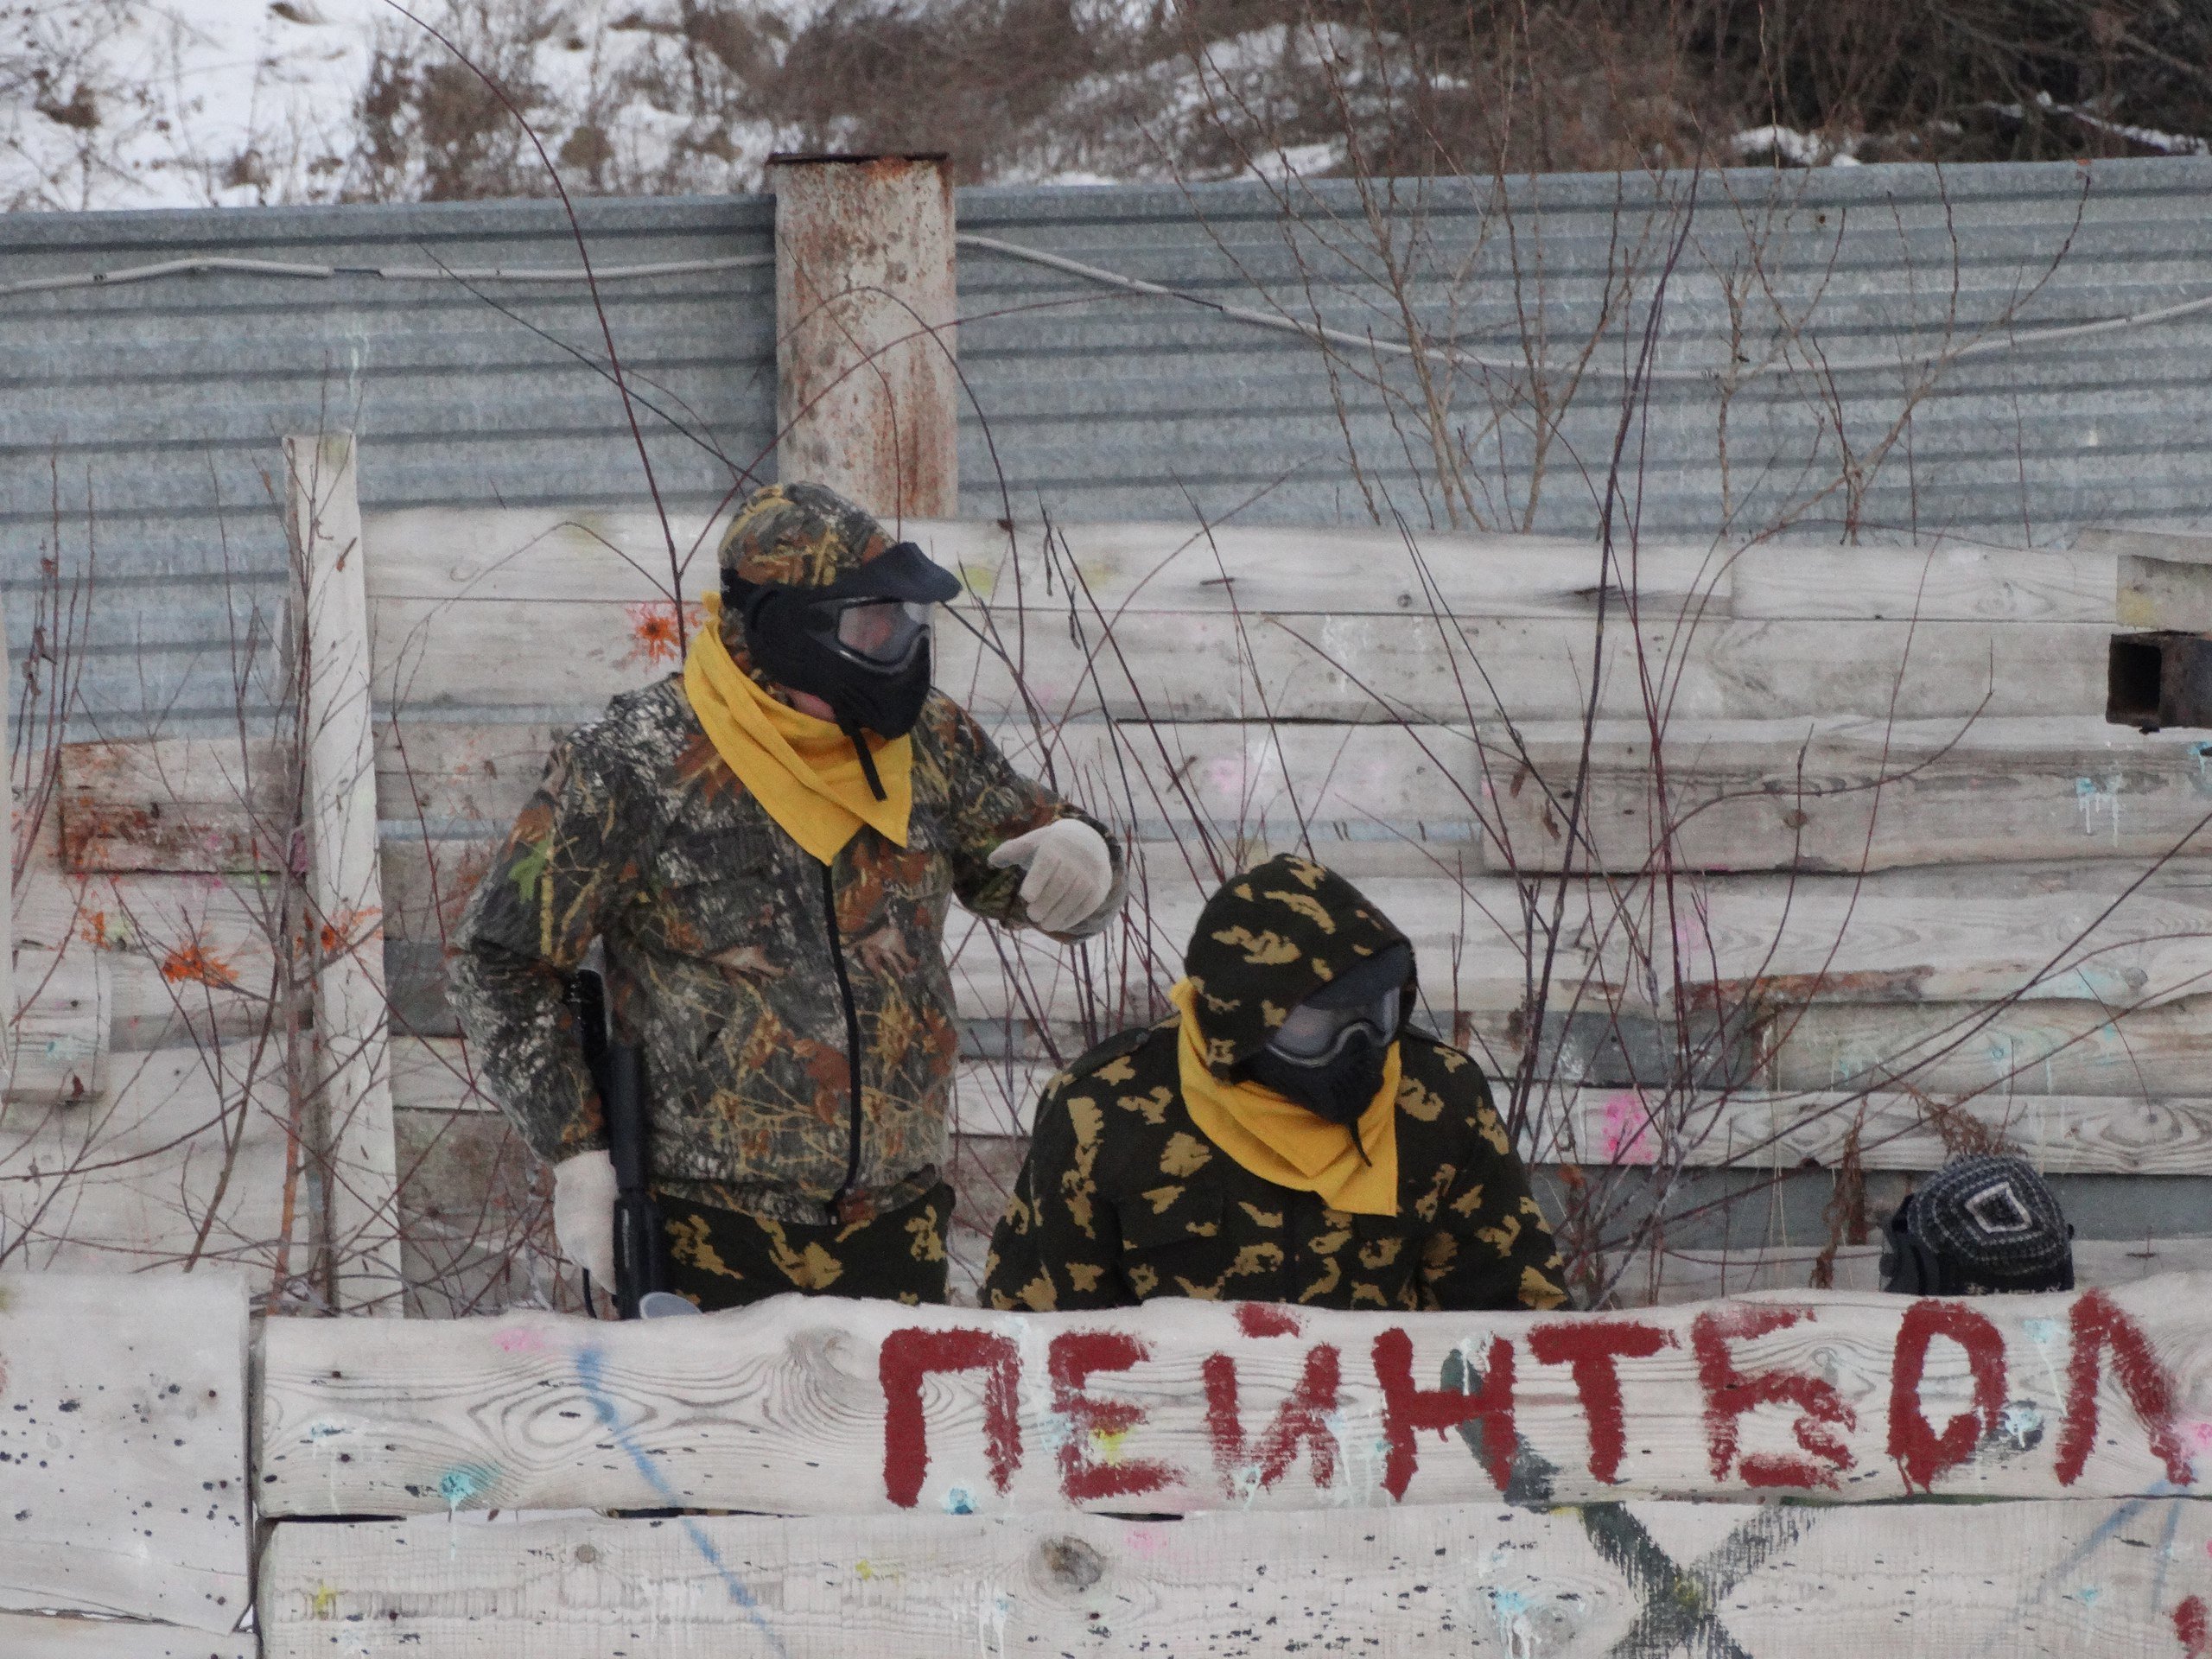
[575,1346,787,1656]
[2150,1495,2183,1618]
[943,1485,976,1516]
[438,1465,493,1509]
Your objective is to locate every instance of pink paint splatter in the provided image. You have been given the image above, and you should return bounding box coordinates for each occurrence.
[1600,1091,1656,1164]
[493,1326,552,1355]
[1122,1525,1166,1556]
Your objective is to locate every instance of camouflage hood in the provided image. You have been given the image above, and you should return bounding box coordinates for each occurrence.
[716,481,897,594]
[1181,854,1414,1080]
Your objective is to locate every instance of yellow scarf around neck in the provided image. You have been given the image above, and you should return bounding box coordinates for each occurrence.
[681,590,913,864]
[1167,978,1400,1217]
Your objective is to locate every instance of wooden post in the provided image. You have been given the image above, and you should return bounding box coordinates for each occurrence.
[770,153,959,520]
[288,432,402,1315]
[0,582,12,1090]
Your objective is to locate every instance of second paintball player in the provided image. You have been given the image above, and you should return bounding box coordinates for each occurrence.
[452,482,1125,1309]
[984,853,1568,1313]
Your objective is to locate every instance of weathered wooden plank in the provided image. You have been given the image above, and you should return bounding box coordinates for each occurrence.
[57,737,289,875]
[941,865,2212,1024]
[0,1272,251,1631]
[952,1068,2212,1173]
[2079,524,2212,630]
[1771,993,2212,1097]
[374,714,2212,878]
[256,1498,2212,1659]
[1546,1084,2212,1173]
[371,594,2113,724]
[294,432,401,1314]
[257,1273,2212,1516]
[7,945,107,1105]
[1731,543,2115,622]
[360,508,1732,618]
[0,1052,291,1275]
[1610,1239,2212,1305]
[0,1611,252,1659]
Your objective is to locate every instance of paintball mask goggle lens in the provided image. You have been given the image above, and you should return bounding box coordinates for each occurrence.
[806,596,931,666]
[1266,944,1410,1065]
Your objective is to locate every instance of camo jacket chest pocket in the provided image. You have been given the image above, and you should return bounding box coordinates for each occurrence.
[643,822,791,961]
[1341,1209,1426,1306]
[1113,1182,1232,1297]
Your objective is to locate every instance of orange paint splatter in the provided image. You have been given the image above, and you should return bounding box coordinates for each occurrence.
[624,600,705,666]
[161,941,239,988]
[315,906,382,957]
[79,910,126,950]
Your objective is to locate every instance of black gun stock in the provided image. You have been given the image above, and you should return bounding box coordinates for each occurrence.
[565,969,667,1319]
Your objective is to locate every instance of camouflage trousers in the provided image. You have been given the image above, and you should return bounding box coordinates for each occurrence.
[654,1178,955,1311]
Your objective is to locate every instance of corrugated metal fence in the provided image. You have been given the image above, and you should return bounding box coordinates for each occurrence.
[8,157,2212,734]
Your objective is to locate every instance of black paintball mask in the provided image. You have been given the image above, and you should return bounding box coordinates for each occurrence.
[723,540,963,799]
[1879,1154,2075,1296]
[1243,942,1413,1140]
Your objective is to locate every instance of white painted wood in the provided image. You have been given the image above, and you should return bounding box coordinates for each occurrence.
[369,593,2112,723]
[1771,992,2212,1097]
[0,1610,252,1658]
[1604,1238,2212,1304]
[772,156,958,518]
[291,432,401,1315]
[1542,1084,2212,1173]
[359,508,1726,616]
[0,1051,290,1274]
[1,583,10,1090]
[1732,543,2116,622]
[0,1272,251,1631]
[57,737,286,874]
[953,1070,2212,1173]
[374,713,2212,877]
[257,1273,2212,1516]
[6,944,107,1104]
[939,866,2212,1025]
[256,1498,2212,1659]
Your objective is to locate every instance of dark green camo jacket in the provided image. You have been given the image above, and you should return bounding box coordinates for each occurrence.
[449,676,1123,1224]
[983,854,1569,1313]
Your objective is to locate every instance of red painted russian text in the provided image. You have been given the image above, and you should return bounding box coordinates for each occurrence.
[1529,1319,1671,1484]
[1692,1304,1855,1489]
[1373,1329,1516,1499]
[2054,1288,2193,1487]
[880,1326,1023,1508]
[1886,1300,2005,1492]
[1204,1343,1341,1496]
[1047,1331,1178,1503]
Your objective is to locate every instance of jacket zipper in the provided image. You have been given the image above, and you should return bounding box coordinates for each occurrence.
[820,858,866,1222]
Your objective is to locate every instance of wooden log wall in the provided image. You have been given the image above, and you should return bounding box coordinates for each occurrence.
[248,1277,2212,1656]
[20,507,2212,1310]
[354,508,2212,1304]
[13,1270,2212,1656]
[0,1272,255,1655]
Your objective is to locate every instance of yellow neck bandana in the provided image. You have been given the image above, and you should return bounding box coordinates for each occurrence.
[1167,978,1400,1217]
[681,591,913,865]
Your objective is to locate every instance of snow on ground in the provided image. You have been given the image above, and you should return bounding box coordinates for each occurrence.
[1,0,813,211]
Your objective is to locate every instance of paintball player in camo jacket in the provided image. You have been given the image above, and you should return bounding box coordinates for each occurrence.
[451,482,1126,1310]
[984,854,1568,1313]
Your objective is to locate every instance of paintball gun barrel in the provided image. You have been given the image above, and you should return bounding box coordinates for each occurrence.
[566,969,671,1319]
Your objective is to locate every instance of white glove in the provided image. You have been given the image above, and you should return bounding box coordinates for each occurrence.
[988,819,1116,933]
[551,1149,617,1287]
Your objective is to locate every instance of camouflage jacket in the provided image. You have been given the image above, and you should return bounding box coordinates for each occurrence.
[982,1021,1570,1313]
[450,675,1124,1224]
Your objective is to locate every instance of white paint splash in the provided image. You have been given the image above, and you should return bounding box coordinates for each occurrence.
[2075,772,2123,843]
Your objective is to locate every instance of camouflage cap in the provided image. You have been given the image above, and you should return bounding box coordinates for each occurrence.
[716,481,893,589]
[1181,853,1414,1077]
